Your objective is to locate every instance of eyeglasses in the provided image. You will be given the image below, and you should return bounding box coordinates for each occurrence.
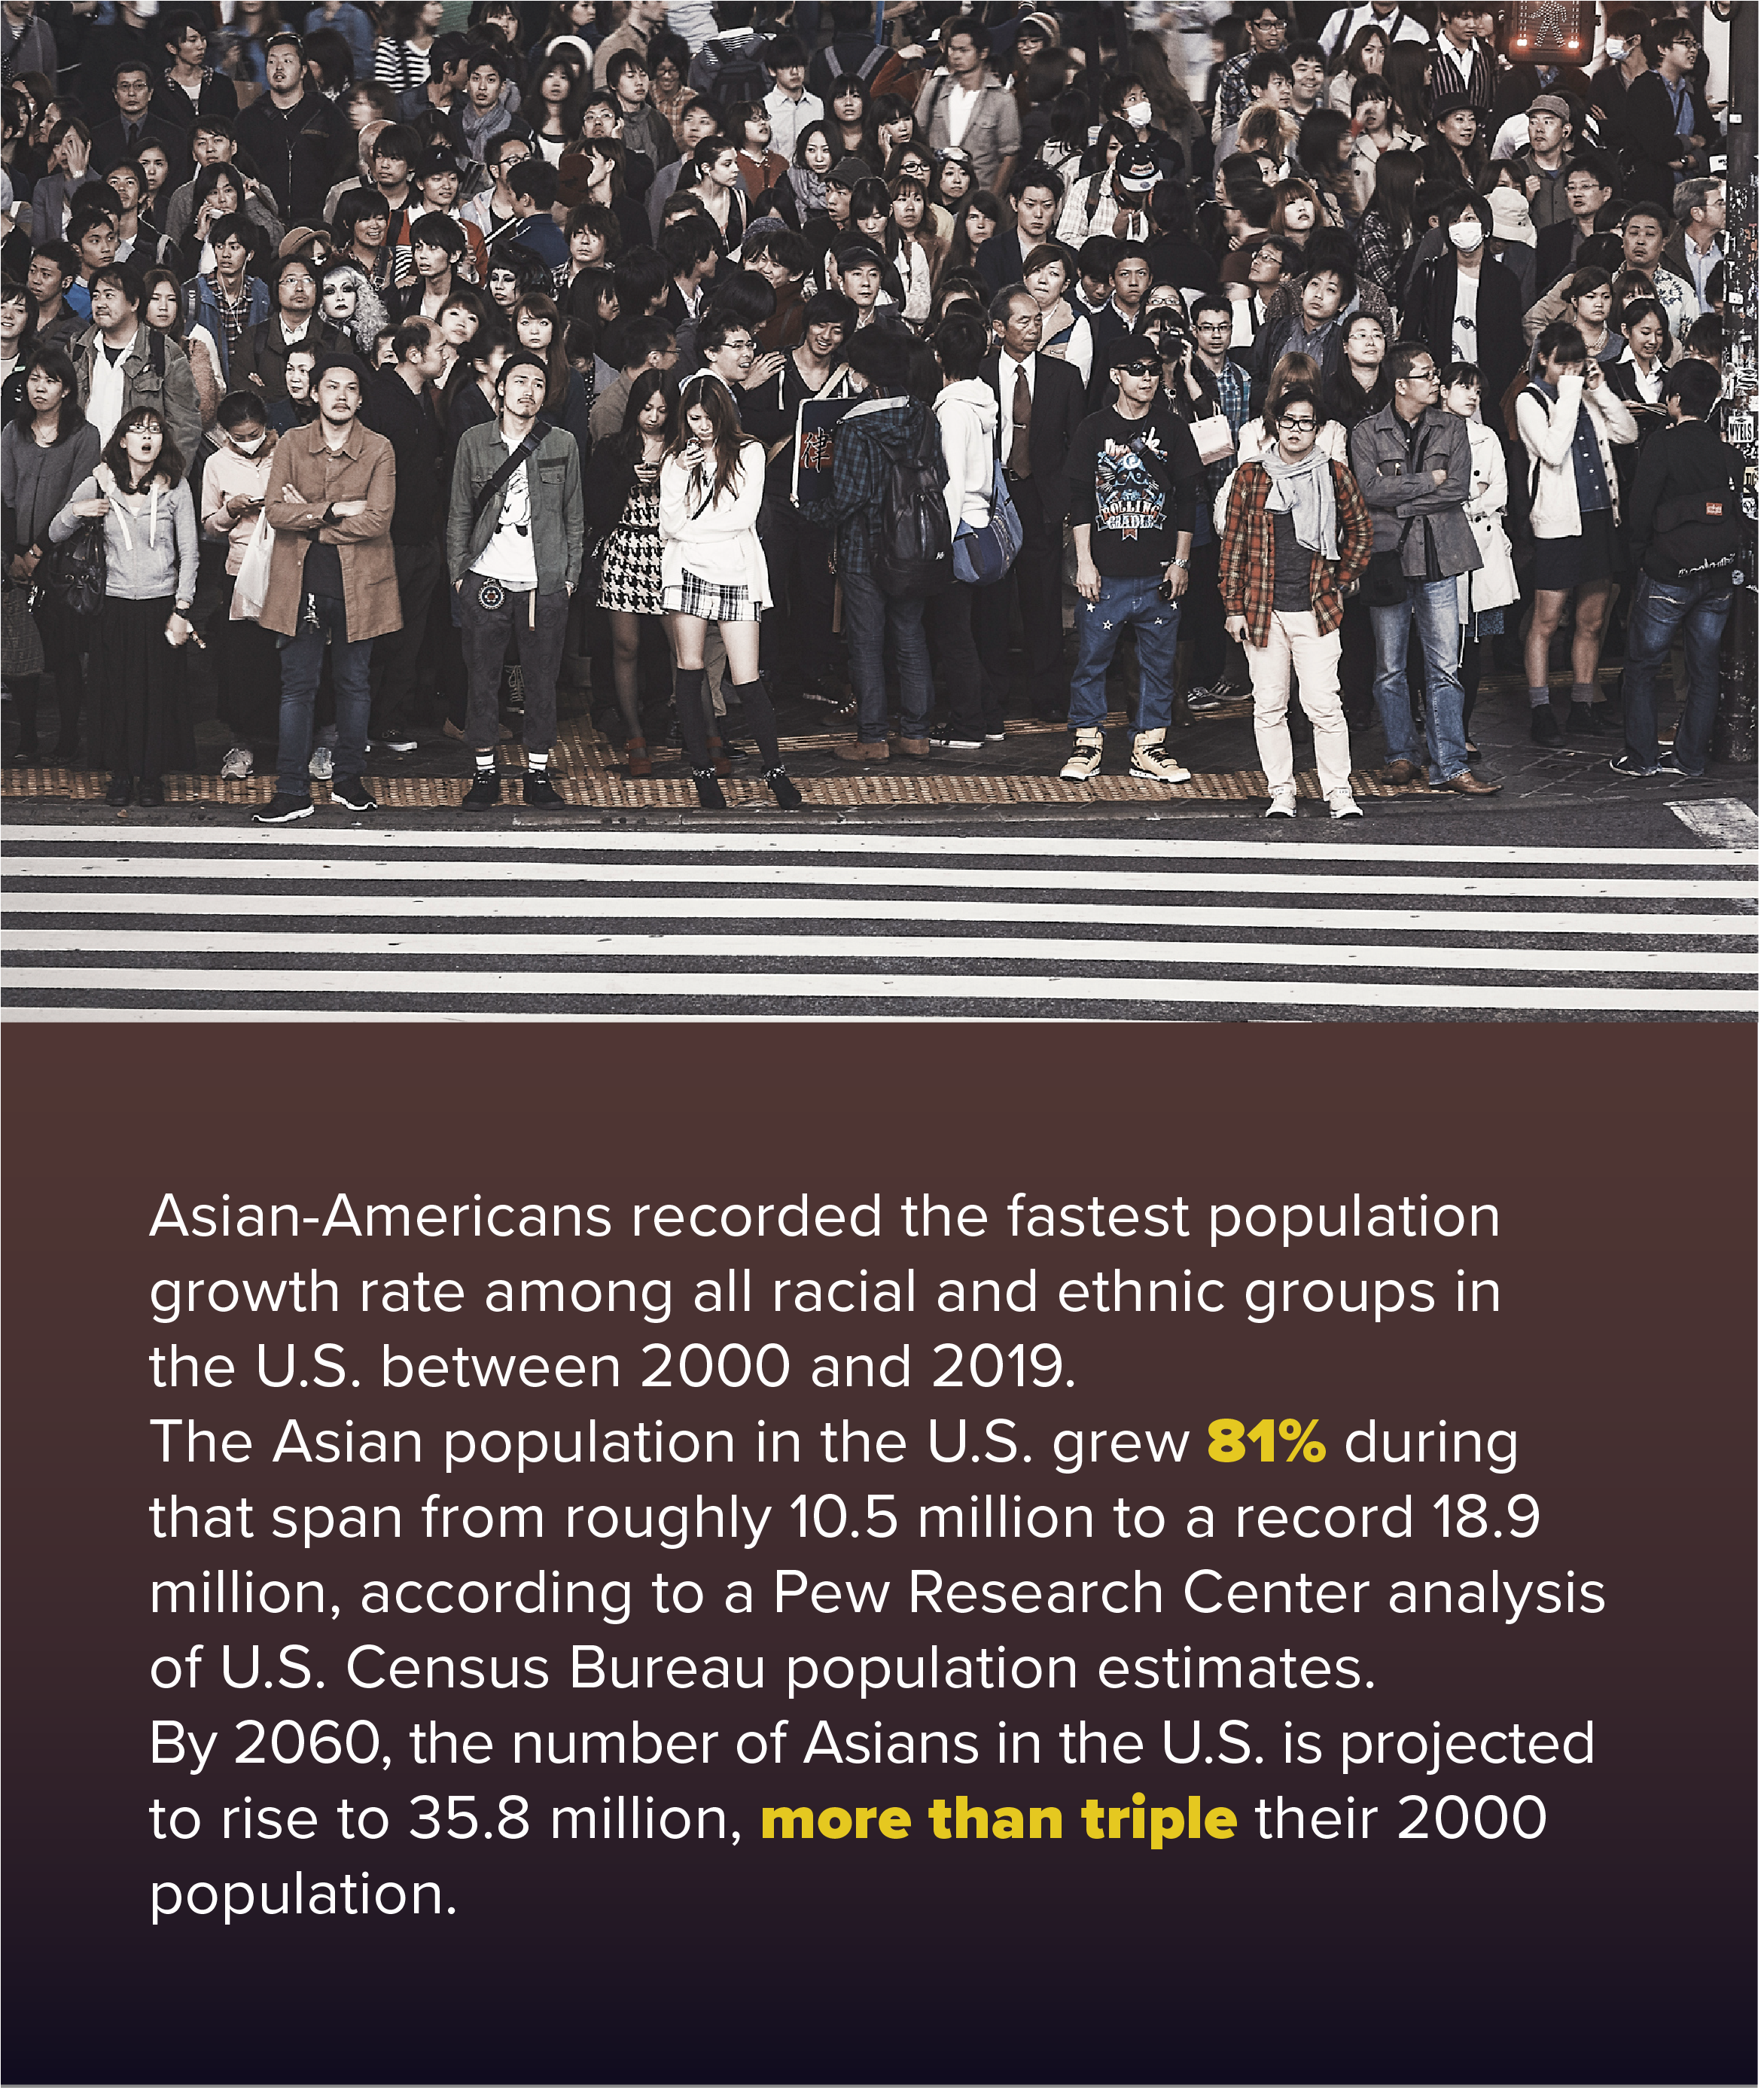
[1277,416,1316,431]
[1403,366,1439,382]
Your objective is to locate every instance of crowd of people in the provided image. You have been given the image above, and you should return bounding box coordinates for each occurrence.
[0,0,1744,819]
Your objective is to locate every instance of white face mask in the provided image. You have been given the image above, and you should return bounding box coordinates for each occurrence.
[1449,219,1484,251]
[1605,37,1629,59]
[230,430,267,453]
[1123,99,1150,126]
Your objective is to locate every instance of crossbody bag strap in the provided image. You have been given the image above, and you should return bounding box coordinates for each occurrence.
[766,361,852,462]
[468,425,547,535]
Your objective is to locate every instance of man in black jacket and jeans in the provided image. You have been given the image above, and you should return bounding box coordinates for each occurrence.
[363,315,447,753]
[1612,358,1741,780]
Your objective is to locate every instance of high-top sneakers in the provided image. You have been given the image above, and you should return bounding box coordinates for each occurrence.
[1059,727,1104,782]
[1129,730,1192,784]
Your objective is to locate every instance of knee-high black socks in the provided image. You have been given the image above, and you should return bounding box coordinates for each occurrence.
[675,668,781,770]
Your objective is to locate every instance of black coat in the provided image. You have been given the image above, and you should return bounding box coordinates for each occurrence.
[1625,68,1715,205]
[1419,251,1525,402]
[979,346,1084,520]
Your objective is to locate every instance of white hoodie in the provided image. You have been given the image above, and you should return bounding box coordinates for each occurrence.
[933,377,1000,539]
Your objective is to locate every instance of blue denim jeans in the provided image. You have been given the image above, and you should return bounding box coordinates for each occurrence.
[1370,577,1467,785]
[1622,568,1734,773]
[843,567,933,742]
[276,593,372,799]
[1069,572,1180,730]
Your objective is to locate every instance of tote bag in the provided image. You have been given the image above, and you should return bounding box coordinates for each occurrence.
[230,508,273,621]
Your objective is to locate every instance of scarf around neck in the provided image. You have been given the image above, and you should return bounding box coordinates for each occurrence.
[1263,445,1339,558]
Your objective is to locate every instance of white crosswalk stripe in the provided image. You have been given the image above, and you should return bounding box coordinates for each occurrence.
[3,825,1755,1020]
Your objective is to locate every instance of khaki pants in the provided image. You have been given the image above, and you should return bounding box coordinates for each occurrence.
[1248,608,1351,797]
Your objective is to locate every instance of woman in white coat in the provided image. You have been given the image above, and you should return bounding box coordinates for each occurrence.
[1515,321,1637,744]
[660,373,801,811]
[1440,360,1519,759]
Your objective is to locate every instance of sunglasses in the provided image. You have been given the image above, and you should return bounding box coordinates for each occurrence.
[1116,360,1160,377]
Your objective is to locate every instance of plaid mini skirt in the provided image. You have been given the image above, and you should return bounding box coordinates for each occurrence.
[660,569,760,622]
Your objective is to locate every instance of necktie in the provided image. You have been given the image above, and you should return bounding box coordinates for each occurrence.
[1010,359,1031,478]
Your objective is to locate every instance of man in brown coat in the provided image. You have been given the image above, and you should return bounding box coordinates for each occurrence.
[254,349,401,825]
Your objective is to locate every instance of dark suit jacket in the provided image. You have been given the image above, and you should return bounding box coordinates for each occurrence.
[91,112,190,186]
[980,346,1083,522]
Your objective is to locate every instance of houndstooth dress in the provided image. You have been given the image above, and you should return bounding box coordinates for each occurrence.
[597,459,663,614]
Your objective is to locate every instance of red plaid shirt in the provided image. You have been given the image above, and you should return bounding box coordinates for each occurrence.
[1218,456,1373,650]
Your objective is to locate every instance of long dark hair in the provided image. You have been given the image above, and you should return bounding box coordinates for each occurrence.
[1368,148,1421,245]
[20,343,81,440]
[101,404,184,489]
[613,364,678,463]
[521,50,587,137]
[861,92,914,170]
[139,264,187,340]
[512,291,570,410]
[948,188,1002,273]
[669,371,750,505]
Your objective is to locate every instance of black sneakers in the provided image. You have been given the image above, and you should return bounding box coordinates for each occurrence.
[330,778,378,812]
[522,772,569,807]
[253,793,314,825]
[460,774,501,809]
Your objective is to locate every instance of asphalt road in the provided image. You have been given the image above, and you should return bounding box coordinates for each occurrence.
[2,788,1754,1022]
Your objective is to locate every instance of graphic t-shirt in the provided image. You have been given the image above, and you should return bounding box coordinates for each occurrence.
[1065,400,1202,577]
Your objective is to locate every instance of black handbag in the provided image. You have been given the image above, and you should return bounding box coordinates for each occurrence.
[1360,514,1417,606]
[39,515,106,617]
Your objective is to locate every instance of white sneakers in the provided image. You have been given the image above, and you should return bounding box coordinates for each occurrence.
[220,746,253,780]
[308,745,334,781]
[1266,786,1363,819]
[1059,727,1104,782]
[1129,730,1192,785]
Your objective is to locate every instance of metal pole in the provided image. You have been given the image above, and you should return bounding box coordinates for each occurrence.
[1713,0,1756,764]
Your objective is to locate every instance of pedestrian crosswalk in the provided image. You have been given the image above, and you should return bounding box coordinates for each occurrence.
[2,823,1756,1019]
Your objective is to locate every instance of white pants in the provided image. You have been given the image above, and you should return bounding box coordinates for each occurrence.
[1248,608,1351,797]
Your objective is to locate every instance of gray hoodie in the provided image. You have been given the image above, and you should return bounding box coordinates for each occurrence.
[50,462,199,603]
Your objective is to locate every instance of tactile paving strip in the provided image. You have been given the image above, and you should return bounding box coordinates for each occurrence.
[2,712,1435,806]
[0,762,1433,807]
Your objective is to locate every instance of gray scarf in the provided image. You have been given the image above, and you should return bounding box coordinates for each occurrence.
[1263,446,1338,559]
